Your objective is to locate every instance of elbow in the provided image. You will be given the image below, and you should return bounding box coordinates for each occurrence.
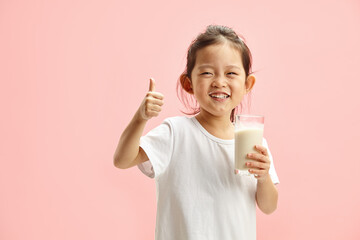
[113,160,121,169]
[257,191,278,215]
[113,155,127,169]
[261,196,278,215]
[261,205,277,215]
[113,157,121,169]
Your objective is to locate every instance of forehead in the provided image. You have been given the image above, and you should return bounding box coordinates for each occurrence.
[195,42,243,67]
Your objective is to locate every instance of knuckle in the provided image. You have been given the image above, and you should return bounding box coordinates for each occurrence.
[147,94,155,100]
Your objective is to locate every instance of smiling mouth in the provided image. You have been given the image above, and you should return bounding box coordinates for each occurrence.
[209,93,230,99]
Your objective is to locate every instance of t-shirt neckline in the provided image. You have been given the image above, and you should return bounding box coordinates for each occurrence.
[190,116,234,145]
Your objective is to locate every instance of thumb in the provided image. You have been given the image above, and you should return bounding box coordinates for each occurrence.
[149,77,155,92]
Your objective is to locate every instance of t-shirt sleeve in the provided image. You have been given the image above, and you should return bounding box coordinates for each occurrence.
[262,138,280,184]
[137,119,174,179]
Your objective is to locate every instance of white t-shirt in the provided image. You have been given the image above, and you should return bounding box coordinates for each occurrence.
[138,116,279,240]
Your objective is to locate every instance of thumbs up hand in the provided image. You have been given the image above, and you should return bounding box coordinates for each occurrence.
[137,78,164,121]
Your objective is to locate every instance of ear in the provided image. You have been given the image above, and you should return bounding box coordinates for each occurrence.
[245,74,256,93]
[180,74,193,94]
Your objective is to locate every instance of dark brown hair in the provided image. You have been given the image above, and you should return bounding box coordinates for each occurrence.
[177,25,253,122]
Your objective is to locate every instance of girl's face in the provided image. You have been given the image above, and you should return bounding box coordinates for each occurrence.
[189,41,255,119]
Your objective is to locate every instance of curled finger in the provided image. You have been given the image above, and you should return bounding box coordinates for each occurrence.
[248,168,267,176]
[247,153,269,163]
[146,104,162,115]
[147,92,164,100]
[254,145,268,156]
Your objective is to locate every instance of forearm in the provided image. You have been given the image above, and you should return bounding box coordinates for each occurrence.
[113,109,147,169]
[256,174,278,214]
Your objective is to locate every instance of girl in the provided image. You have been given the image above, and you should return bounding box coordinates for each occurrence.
[113,25,279,240]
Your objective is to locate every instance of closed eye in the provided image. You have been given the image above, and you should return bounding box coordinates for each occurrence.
[201,72,212,75]
[228,72,237,75]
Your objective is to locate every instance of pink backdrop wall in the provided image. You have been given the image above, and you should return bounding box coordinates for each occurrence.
[1,0,359,239]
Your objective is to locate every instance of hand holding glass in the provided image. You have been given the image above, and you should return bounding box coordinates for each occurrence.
[234,115,264,176]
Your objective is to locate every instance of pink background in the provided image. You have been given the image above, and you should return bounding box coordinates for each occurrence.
[1,0,359,239]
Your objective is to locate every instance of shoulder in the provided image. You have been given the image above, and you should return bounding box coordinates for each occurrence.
[144,116,191,136]
[163,116,194,127]
[158,116,197,139]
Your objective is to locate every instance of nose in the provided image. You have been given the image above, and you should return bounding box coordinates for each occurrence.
[211,75,227,88]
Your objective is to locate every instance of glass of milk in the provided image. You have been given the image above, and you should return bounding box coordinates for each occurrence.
[234,114,264,176]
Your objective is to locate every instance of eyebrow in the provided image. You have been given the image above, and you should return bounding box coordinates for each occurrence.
[197,64,242,69]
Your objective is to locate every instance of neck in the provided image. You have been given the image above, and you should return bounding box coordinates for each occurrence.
[195,111,234,139]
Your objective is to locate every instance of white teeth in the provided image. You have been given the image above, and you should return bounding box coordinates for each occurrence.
[209,94,229,99]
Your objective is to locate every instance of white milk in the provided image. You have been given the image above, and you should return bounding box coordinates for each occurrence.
[235,128,263,170]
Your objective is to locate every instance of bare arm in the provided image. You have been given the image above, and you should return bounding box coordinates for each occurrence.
[113,112,148,169]
[113,78,164,169]
[256,174,278,214]
[241,145,278,214]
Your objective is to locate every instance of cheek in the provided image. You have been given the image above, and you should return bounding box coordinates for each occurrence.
[193,81,207,95]
[194,88,206,99]
[231,81,246,93]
